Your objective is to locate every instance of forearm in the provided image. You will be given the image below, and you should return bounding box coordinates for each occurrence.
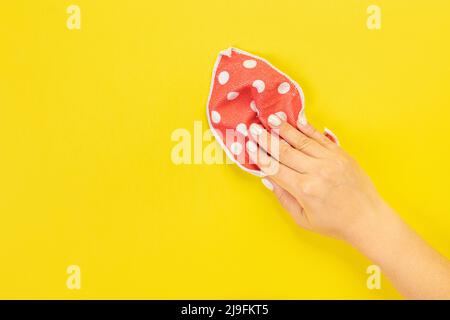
[347,202,450,299]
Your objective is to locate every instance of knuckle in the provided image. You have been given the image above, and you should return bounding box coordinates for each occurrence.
[302,124,314,135]
[300,179,323,197]
[325,155,347,171]
[293,136,311,151]
[319,167,332,179]
[280,145,295,162]
[299,182,313,196]
[279,143,291,155]
[334,156,350,170]
[267,160,280,175]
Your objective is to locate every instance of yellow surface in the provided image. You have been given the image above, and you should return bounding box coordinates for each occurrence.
[0,0,449,299]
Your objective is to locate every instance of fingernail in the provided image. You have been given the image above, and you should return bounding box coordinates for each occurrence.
[268,114,281,127]
[261,178,274,191]
[297,113,307,127]
[275,111,287,121]
[249,123,263,137]
[324,127,340,146]
[246,140,258,153]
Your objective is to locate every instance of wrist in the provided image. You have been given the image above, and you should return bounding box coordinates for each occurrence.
[344,199,401,256]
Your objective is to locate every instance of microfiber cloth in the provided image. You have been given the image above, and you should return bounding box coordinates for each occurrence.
[206,48,338,176]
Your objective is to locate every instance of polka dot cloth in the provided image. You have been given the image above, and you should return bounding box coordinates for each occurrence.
[206,48,336,175]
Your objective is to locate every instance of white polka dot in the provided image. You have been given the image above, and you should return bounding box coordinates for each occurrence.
[275,111,287,121]
[218,71,229,85]
[252,80,265,93]
[243,59,257,69]
[236,123,248,136]
[227,91,239,100]
[211,111,221,123]
[250,101,258,114]
[278,82,290,94]
[249,123,263,136]
[230,142,243,155]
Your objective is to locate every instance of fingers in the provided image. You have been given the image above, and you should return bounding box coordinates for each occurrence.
[261,178,310,230]
[297,120,340,150]
[267,114,329,158]
[248,123,314,173]
[246,140,304,197]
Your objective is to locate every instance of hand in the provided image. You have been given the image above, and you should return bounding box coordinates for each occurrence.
[246,114,450,299]
[246,114,385,242]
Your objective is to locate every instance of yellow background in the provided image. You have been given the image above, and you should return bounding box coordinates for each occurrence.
[0,0,449,299]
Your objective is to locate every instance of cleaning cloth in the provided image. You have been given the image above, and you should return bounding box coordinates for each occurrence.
[206,48,338,176]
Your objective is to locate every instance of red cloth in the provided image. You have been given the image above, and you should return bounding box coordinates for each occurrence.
[206,48,336,175]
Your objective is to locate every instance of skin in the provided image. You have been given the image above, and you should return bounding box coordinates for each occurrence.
[246,114,450,299]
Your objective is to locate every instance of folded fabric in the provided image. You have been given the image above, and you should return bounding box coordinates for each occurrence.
[206,47,338,176]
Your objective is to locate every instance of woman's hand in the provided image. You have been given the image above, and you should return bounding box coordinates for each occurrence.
[246,114,385,242]
[246,113,450,299]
